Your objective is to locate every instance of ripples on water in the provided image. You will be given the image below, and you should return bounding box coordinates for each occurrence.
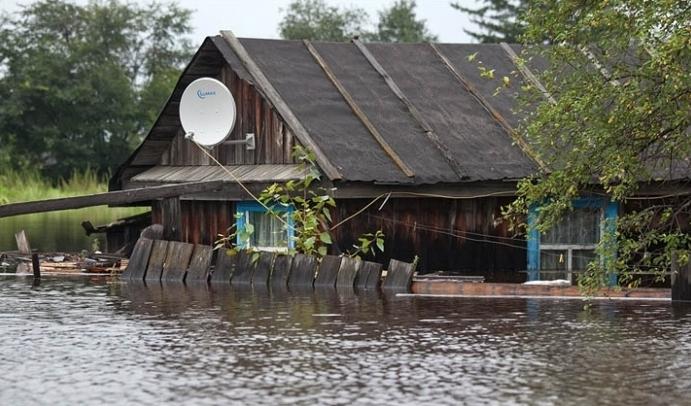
[1,276,691,405]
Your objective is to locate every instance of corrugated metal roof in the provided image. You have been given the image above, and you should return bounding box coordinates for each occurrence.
[130,165,306,184]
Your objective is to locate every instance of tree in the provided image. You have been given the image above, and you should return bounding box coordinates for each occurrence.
[369,0,438,43]
[451,0,526,43]
[278,0,369,41]
[0,0,192,180]
[505,0,690,293]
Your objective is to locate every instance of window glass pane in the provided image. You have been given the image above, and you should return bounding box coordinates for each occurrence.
[540,249,568,280]
[542,208,601,245]
[246,211,289,249]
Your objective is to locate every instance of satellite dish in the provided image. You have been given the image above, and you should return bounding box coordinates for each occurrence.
[179,77,236,147]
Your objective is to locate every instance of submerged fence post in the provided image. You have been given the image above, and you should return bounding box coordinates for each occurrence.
[31,253,40,279]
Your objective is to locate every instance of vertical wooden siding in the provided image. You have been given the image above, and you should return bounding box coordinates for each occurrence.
[159,65,296,166]
[153,200,234,246]
[331,197,527,282]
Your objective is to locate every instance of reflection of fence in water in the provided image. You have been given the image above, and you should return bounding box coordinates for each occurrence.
[122,238,414,292]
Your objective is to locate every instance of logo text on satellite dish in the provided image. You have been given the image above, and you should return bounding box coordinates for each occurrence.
[196,89,217,99]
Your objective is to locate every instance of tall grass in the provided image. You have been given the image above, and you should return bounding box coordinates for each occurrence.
[0,168,108,204]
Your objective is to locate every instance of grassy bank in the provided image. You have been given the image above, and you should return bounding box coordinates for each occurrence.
[0,169,107,204]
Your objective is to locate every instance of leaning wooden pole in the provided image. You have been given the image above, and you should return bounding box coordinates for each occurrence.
[0,180,225,218]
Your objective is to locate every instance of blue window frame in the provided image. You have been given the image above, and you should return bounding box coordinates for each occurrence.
[235,201,294,250]
[527,197,618,284]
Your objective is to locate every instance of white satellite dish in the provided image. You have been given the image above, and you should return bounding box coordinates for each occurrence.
[179,77,237,147]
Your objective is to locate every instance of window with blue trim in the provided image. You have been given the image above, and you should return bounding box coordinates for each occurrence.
[527,198,618,284]
[236,201,294,251]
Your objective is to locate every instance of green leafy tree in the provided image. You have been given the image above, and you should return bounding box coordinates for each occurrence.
[0,0,192,180]
[278,0,369,41]
[505,0,690,293]
[452,0,526,43]
[368,0,438,43]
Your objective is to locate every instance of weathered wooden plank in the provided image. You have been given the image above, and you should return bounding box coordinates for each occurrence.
[313,255,342,288]
[161,241,195,282]
[382,258,416,291]
[15,230,31,254]
[271,254,293,288]
[145,240,169,282]
[210,248,235,284]
[287,253,318,288]
[220,30,342,181]
[352,38,466,180]
[355,260,383,290]
[0,181,225,218]
[122,238,154,281]
[336,256,361,289]
[186,244,214,283]
[230,250,254,286]
[160,197,182,241]
[304,40,414,178]
[251,251,275,286]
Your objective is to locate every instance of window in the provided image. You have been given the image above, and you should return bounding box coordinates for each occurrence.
[527,198,617,284]
[236,201,294,251]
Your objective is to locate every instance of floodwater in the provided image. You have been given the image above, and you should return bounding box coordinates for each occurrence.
[0,207,147,252]
[1,277,690,405]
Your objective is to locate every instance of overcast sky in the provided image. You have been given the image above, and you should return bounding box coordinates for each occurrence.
[3,0,480,46]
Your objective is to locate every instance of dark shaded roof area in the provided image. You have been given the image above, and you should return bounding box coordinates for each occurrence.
[113,36,545,189]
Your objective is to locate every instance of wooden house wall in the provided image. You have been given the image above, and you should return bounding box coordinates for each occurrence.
[158,65,297,166]
[153,200,234,246]
[331,197,526,282]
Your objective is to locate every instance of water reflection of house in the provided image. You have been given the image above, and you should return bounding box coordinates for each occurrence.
[108,34,689,283]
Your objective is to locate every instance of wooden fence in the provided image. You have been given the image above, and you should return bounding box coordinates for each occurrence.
[121,238,415,292]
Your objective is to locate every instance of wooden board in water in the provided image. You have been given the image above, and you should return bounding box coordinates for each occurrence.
[336,257,361,289]
[161,241,194,282]
[356,260,383,290]
[230,251,253,286]
[288,253,317,288]
[186,244,214,283]
[271,254,293,288]
[210,249,235,284]
[382,259,415,291]
[122,238,153,281]
[314,255,342,288]
[251,252,275,286]
[145,240,169,283]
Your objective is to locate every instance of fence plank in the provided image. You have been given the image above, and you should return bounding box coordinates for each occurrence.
[210,249,235,284]
[122,238,153,281]
[382,259,416,292]
[314,255,342,288]
[230,251,254,286]
[356,261,383,290]
[186,244,214,283]
[271,254,293,288]
[161,241,194,282]
[336,257,361,289]
[145,240,169,283]
[251,251,275,287]
[288,253,317,288]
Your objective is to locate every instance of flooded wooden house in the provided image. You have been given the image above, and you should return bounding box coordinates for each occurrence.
[110,33,688,283]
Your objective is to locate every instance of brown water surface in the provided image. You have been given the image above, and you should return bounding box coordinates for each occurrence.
[1,276,690,405]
